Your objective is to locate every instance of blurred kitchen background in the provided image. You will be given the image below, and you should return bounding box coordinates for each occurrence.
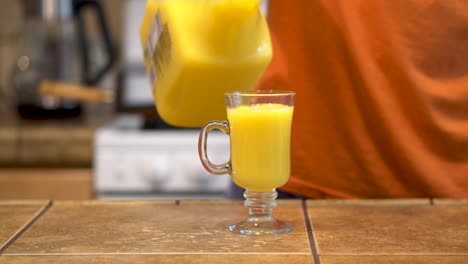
[0,0,270,200]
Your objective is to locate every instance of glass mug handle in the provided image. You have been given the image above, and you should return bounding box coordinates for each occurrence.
[198,121,231,175]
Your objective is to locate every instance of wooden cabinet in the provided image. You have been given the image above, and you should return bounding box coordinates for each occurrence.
[0,169,94,200]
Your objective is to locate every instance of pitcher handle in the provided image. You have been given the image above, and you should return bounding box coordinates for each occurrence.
[198,121,230,175]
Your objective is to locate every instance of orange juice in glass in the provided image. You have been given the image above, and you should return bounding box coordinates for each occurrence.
[229,104,293,192]
[198,90,295,235]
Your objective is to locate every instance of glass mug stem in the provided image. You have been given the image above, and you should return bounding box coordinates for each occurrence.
[231,189,292,235]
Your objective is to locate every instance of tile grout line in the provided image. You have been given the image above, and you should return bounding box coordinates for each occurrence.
[318,253,468,256]
[4,252,313,256]
[0,200,53,255]
[302,199,321,264]
[4,252,468,257]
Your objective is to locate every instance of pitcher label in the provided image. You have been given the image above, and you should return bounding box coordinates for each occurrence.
[145,9,171,89]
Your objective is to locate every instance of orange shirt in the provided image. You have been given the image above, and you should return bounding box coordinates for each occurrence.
[260,0,468,198]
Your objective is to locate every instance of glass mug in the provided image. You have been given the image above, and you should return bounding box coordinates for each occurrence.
[198,90,295,235]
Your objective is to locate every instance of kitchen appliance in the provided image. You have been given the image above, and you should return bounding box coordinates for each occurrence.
[94,114,230,199]
[12,0,114,120]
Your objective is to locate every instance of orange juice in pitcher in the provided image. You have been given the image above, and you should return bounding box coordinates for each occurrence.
[140,0,272,127]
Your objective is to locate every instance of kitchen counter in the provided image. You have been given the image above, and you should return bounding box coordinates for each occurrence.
[0,107,114,167]
[0,199,467,263]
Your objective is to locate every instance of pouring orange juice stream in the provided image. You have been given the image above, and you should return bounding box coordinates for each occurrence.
[140,0,272,127]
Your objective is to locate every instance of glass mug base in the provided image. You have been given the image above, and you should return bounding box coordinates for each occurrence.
[228,218,293,235]
[228,189,293,235]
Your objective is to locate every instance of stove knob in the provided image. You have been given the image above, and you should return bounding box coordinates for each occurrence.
[141,159,170,185]
[181,159,202,182]
[114,164,125,182]
[187,168,213,188]
[198,169,212,185]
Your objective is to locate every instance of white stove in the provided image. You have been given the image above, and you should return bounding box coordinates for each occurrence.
[94,115,230,199]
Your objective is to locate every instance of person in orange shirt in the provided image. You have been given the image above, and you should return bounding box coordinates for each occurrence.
[227,0,468,199]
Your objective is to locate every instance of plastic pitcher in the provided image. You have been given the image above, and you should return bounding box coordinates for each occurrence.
[140,0,272,127]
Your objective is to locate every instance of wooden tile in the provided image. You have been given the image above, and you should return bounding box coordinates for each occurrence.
[307,204,468,255]
[321,255,468,264]
[433,199,468,206]
[307,199,430,206]
[0,201,50,252]
[179,200,243,206]
[5,201,310,254]
[0,201,49,206]
[0,255,314,264]
[54,200,176,206]
[276,199,304,206]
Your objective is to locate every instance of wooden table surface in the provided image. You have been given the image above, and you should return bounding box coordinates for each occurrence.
[0,199,467,264]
